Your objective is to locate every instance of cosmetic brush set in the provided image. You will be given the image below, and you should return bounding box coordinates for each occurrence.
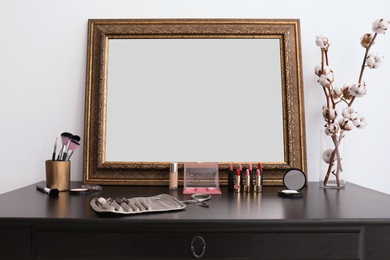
[52,132,81,161]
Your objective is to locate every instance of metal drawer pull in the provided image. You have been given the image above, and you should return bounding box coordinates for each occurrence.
[191,236,206,258]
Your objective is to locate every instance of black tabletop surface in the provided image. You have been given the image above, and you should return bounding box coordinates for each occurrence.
[1,181,390,223]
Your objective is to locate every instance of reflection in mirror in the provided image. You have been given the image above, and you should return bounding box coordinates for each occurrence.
[83,19,307,186]
[106,38,284,162]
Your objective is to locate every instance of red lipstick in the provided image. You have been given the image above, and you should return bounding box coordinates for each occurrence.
[234,169,241,193]
[244,169,251,193]
[248,164,253,188]
[254,164,262,193]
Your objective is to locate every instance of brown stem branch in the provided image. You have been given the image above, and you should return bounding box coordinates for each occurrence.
[349,33,377,107]
[321,48,334,125]
[332,131,344,187]
[323,131,344,187]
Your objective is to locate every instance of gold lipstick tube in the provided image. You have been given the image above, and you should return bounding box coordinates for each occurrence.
[244,175,251,193]
[234,175,241,193]
[254,175,262,193]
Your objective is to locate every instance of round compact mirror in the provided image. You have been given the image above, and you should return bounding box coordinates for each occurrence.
[278,169,306,198]
[284,169,306,190]
[69,188,90,195]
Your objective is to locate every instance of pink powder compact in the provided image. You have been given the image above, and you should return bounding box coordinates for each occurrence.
[183,162,221,195]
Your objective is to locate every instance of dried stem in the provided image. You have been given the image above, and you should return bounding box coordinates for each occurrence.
[322,131,344,187]
[318,24,384,188]
[321,48,335,126]
[349,33,377,107]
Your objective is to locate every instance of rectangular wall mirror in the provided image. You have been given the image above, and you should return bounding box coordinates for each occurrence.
[83,19,306,186]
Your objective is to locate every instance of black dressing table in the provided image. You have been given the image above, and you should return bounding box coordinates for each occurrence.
[1,181,390,259]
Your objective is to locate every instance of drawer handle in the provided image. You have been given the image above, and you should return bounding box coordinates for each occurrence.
[191,236,206,258]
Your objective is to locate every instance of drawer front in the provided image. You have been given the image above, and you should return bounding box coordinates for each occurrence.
[0,225,32,258]
[34,226,363,259]
[203,232,361,259]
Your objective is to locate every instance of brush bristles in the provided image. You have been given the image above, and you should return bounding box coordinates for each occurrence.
[71,135,81,143]
[68,140,80,151]
[49,188,59,197]
[61,132,73,145]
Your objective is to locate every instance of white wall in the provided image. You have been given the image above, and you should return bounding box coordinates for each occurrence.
[1,0,390,194]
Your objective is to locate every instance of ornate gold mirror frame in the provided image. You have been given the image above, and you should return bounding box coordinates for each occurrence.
[83,19,306,186]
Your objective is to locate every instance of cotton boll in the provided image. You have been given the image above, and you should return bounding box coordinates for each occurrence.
[316,35,329,48]
[338,118,354,131]
[322,105,337,120]
[353,115,368,129]
[376,54,384,63]
[350,112,358,121]
[331,86,342,99]
[366,53,384,69]
[342,107,357,119]
[318,71,334,87]
[315,65,332,77]
[366,56,375,68]
[315,65,322,76]
[329,109,337,120]
[341,107,350,119]
[372,19,390,34]
[323,66,333,75]
[360,33,374,48]
[341,84,353,100]
[325,124,339,135]
[342,107,350,119]
[349,82,367,97]
[322,149,333,164]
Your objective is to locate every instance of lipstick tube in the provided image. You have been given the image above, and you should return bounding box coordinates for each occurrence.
[244,169,251,193]
[254,168,262,193]
[228,164,234,191]
[248,164,253,188]
[234,169,241,193]
[239,164,244,187]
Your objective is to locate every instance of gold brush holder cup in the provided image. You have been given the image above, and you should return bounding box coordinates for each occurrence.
[45,160,70,191]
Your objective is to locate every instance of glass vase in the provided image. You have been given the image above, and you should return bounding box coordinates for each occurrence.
[319,130,346,189]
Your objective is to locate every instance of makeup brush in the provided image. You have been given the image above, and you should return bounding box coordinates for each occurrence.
[52,137,57,161]
[62,134,81,160]
[66,140,80,160]
[58,132,73,160]
[36,185,59,197]
[71,135,81,143]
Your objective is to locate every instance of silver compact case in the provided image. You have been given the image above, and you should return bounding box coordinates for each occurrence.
[69,188,90,195]
[278,169,306,198]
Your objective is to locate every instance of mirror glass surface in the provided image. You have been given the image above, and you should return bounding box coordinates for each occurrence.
[83,19,306,186]
[106,38,284,162]
[283,169,306,190]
